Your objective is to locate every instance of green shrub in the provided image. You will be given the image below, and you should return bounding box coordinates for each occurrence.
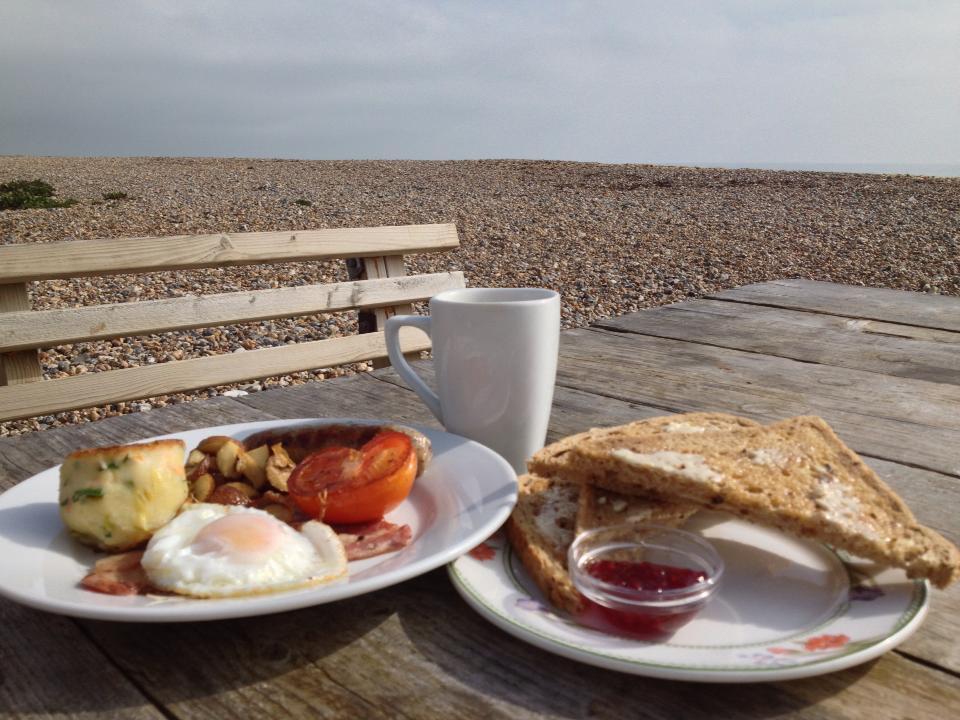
[1,179,54,196]
[0,179,78,210]
[294,198,312,206]
[103,191,128,200]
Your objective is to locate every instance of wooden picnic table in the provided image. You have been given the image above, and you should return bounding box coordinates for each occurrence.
[1,279,958,719]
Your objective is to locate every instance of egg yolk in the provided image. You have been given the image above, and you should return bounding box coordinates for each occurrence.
[191,513,282,563]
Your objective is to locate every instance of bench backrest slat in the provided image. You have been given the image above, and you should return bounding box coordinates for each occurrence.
[0,272,464,352]
[0,223,463,422]
[0,283,43,386]
[0,327,431,422]
[0,223,458,283]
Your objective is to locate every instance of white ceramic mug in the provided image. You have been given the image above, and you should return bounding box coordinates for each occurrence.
[385,288,560,473]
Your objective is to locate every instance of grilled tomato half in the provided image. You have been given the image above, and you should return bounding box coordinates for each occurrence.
[287,431,417,524]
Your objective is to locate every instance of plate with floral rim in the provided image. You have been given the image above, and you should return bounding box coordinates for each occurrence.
[448,512,928,682]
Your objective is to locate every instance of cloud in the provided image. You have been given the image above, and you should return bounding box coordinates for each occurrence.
[0,0,957,162]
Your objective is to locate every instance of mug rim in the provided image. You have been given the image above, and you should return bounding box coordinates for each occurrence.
[431,287,559,305]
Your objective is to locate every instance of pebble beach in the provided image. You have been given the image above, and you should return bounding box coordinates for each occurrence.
[1,156,958,436]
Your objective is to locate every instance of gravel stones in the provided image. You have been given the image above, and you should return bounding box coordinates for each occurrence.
[1,157,958,436]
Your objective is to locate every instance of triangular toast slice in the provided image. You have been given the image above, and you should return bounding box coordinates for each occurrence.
[505,474,700,615]
[575,483,696,533]
[528,412,760,479]
[529,413,759,533]
[530,412,760,534]
[559,415,960,588]
[505,474,584,614]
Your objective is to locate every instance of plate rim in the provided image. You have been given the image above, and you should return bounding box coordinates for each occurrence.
[0,417,518,622]
[447,531,929,683]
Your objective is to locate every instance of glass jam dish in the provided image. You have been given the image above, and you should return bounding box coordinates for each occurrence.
[568,523,724,641]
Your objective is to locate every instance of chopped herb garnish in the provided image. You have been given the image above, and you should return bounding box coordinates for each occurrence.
[59,497,69,506]
[103,456,130,470]
[72,487,104,502]
[124,479,135,489]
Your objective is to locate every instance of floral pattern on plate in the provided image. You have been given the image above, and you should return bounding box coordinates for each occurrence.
[448,514,928,682]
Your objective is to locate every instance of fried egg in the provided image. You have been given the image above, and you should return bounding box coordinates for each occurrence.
[141,504,347,598]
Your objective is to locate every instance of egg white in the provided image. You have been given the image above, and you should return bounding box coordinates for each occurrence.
[141,503,347,598]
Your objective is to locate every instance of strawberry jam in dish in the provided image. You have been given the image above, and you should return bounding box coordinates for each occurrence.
[568,524,724,641]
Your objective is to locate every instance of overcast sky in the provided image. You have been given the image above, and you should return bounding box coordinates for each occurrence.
[1,0,958,165]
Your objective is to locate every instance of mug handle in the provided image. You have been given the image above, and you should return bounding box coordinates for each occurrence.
[385,315,443,423]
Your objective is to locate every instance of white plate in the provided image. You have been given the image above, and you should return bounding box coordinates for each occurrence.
[0,418,518,622]
[449,512,929,682]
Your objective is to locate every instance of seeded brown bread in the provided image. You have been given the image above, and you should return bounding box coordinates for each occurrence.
[563,415,960,588]
[530,412,759,533]
[575,483,697,534]
[505,474,584,614]
[528,412,761,480]
[505,473,700,614]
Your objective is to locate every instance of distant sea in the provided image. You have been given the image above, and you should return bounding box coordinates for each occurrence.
[698,162,960,178]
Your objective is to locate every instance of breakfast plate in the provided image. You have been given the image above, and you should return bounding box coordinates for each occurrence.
[0,418,518,622]
[448,512,928,682]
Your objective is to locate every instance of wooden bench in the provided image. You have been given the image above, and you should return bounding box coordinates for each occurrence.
[0,223,464,422]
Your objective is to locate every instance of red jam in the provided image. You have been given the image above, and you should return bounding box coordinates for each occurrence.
[577,560,709,641]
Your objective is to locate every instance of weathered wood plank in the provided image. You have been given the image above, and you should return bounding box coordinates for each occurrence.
[0,223,459,283]
[0,397,268,490]
[842,319,960,345]
[539,384,960,674]
[2,368,958,715]
[0,326,430,422]
[0,283,43,386]
[237,371,442,429]
[77,569,960,720]
[358,254,423,370]
[375,361,958,532]
[357,355,960,673]
[5,367,956,684]
[2,281,958,720]
[557,327,960,477]
[0,273,464,352]
[595,299,960,385]
[0,600,165,720]
[709,279,960,332]
[363,255,416,327]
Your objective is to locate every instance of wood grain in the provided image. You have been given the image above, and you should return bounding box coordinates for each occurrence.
[557,327,960,477]
[355,254,428,370]
[0,223,459,283]
[3,368,956,686]
[0,396,268,490]
[0,272,464,352]
[371,359,960,674]
[2,281,959,720]
[709,279,960,332]
[0,396,266,717]
[0,600,165,720]
[237,371,441,429]
[0,283,43,385]
[0,326,430,422]
[595,298,960,385]
[541,382,960,674]
[74,571,960,720]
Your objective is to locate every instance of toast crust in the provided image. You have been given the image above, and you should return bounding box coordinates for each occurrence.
[507,473,705,615]
[529,412,760,479]
[505,474,584,614]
